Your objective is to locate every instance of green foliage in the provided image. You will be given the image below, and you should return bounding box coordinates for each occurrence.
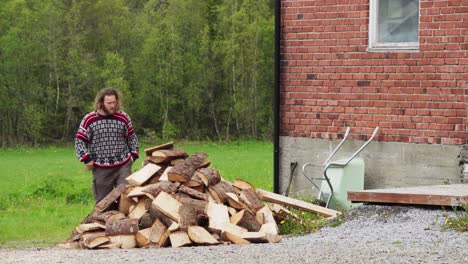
[278,208,328,235]
[443,206,468,232]
[0,0,275,146]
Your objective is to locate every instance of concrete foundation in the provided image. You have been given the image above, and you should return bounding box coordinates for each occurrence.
[279,136,462,197]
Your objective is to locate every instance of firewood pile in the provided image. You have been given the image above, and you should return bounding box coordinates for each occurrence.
[59,142,339,249]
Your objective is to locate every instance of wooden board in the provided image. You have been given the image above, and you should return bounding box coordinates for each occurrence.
[348,184,468,206]
[256,189,339,218]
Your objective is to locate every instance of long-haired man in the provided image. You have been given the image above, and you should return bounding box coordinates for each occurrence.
[75,87,139,203]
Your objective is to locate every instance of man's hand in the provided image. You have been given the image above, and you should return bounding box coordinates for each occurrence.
[85,160,94,171]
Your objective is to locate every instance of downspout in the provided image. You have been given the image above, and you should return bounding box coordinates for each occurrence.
[273,0,281,194]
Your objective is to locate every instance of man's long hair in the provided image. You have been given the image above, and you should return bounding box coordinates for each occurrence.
[94,87,121,111]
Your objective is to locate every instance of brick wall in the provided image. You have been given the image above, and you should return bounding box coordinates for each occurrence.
[280,0,468,145]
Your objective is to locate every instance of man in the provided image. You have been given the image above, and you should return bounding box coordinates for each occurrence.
[75,87,139,203]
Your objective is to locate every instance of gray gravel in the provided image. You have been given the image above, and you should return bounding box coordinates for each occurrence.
[1,205,467,264]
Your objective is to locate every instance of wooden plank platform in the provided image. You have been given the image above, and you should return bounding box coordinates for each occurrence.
[348,184,468,206]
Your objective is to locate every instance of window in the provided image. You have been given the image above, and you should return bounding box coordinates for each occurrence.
[368,0,419,51]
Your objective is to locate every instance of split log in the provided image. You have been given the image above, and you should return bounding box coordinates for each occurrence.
[220,231,250,245]
[178,197,208,230]
[268,203,299,221]
[208,181,236,204]
[152,191,181,222]
[151,149,188,164]
[105,218,139,236]
[206,202,231,234]
[239,189,264,213]
[58,241,81,249]
[185,173,204,187]
[233,179,255,192]
[119,188,137,214]
[170,158,186,166]
[215,222,247,235]
[256,205,276,225]
[76,223,106,233]
[147,169,165,184]
[195,168,220,186]
[144,141,174,156]
[128,198,148,220]
[198,160,211,168]
[168,152,208,182]
[206,202,247,234]
[169,231,192,248]
[83,234,110,249]
[168,221,180,232]
[206,191,216,203]
[94,184,129,212]
[227,207,237,216]
[178,185,207,201]
[225,192,246,210]
[148,204,174,228]
[257,189,339,218]
[230,210,261,232]
[139,212,155,229]
[142,181,179,200]
[108,235,136,249]
[81,231,105,241]
[187,226,219,245]
[127,186,150,198]
[158,166,172,181]
[135,228,152,248]
[149,219,170,247]
[82,210,126,225]
[97,242,121,249]
[241,232,281,243]
[126,163,161,186]
[259,222,279,236]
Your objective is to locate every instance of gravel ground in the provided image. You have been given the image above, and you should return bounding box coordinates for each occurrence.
[1,205,467,264]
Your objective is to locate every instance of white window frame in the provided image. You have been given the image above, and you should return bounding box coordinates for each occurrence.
[368,0,420,52]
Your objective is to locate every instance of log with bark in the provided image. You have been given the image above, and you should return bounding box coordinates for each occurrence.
[144,142,174,156]
[167,152,208,182]
[195,167,221,186]
[150,149,188,164]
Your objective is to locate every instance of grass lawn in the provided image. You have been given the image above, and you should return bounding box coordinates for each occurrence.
[0,140,273,248]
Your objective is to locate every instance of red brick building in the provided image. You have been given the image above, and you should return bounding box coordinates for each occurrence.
[275,0,467,195]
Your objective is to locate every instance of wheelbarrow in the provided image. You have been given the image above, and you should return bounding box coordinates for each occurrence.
[301,127,379,208]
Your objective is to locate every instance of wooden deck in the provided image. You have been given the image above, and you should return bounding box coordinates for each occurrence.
[348,184,468,206]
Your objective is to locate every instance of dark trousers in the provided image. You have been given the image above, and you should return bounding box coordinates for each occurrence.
[92,160,132,203]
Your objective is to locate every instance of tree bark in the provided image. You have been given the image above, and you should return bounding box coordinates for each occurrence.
[168,152,208,182]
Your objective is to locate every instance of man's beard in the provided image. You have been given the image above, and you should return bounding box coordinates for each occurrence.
[103,107,116,115]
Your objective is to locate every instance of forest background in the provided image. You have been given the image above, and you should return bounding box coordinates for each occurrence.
[0,0,275,147]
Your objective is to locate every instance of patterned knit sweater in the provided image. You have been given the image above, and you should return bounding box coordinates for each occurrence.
[75,111,139,168]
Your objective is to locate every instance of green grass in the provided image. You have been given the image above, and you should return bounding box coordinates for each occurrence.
[0,140,273,248]
[443,205,468,232]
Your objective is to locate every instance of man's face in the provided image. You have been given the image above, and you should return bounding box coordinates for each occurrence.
[102,95,117,115]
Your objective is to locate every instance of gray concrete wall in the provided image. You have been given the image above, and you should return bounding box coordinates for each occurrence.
[279,136,462,197]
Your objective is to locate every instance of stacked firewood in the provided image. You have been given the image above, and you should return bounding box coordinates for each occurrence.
[59,142,339,249]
